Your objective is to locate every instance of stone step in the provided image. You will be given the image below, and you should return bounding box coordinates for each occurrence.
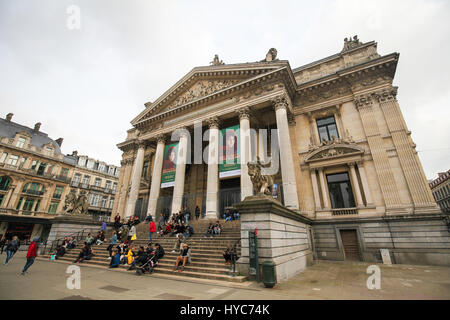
[54,255,237,277]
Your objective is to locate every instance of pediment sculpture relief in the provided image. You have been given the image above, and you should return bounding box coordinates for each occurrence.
[306,133,363,162]
[169,79,238,110]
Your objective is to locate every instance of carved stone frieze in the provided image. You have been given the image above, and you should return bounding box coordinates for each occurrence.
[373,87,398,103]
[354,93,374,109]
[305,136,364,162]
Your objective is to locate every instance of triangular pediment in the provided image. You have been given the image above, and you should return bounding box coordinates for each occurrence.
[131,61,292,127]
[305,138,364,162]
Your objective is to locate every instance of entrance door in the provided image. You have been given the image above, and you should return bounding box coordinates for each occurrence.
[340,229,361,261]
[5,222,34,241]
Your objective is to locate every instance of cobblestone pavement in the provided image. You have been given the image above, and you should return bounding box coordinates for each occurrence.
[1,252,449,300]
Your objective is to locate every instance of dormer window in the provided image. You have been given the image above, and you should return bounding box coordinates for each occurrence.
[45,147,53,156]
[317,116,339,142]
[17,137,26,148]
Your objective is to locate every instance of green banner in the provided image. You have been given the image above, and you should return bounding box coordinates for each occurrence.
[219,124,241,178]
[161,143,178,188]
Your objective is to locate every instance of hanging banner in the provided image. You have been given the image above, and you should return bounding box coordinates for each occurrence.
[161,143,178,188]
[219,124,241,178]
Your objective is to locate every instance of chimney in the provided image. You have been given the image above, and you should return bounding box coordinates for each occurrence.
[34,122,41,132]
[6,113,13,122]
[55,138,63,147]
[72,150,78,157]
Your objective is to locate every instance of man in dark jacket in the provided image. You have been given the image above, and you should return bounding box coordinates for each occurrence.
[4,236,19,265]
[21,238,39,275]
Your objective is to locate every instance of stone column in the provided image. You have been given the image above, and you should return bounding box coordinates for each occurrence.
[125,142,146,217]
[171,129,189,214]
[205,117,220,219]
[349,162,364,208]
[147,135,165,216]
[7,179,25,209]
[357,161,374,206]
[318,168,330,209]
[238,107,254,201]
[1,185,15,208]
[272,96,300,210]
[310,169,322,210]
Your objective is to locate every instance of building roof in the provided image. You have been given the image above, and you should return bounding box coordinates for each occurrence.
[0,118,62,155]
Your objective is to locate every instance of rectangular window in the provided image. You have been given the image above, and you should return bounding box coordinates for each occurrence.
[316,116,339,142]
[94,178,102,187]
[19,157,27,168]
[30,160,38,170]
[73,173,81,184]
[142,161,149,179]
[16,197,23,210]
[326,172,356,209]
[109,198,114,209]
[0,153,7,163]
[17,137,26,148]
[23,198,35,213]
[7,155,19,166]
[61,168,69,177]
[45,147,53,156]
[112,183,117,192]
[53,186,64,199]
[48,202,59,214]
[105,180,111,190]
[0,194,4,206]
[37,162,47,175]
[101,196,108,208]
[82,175,90,186]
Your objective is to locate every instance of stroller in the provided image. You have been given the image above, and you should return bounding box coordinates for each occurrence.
[135,254,157,276]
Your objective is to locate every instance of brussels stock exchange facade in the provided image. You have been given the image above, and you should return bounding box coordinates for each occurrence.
[114,37,450,267]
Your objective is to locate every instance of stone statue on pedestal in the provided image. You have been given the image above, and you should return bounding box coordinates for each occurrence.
[247,157,274,196]
[63,190,90,215]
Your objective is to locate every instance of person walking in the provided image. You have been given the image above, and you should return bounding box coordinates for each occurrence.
[4,236,19,265]
[149,219,156,243]
[21,238,39,275]
[0,238,7,254]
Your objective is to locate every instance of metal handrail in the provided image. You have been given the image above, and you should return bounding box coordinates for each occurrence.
[42,228,90,255]
[230,239,240,277]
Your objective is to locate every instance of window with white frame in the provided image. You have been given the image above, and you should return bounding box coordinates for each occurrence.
[0,153,8,163]
[7,155,19,166]
[16,137,26,148]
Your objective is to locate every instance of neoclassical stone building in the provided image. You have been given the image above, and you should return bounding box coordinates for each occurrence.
[115,37,450,266]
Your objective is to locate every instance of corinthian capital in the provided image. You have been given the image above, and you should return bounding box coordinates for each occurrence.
[272,94,289,111]
[373,87,398,103]
[207,116,220,129]
[236,107,251,120]
[155,134,166,144]
[354,93,373,109]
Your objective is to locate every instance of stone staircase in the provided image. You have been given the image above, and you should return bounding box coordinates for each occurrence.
[41,219,246,283]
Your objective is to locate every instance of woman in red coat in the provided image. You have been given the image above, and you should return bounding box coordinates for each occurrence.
[21,238,39,275]
[149,220,156,243]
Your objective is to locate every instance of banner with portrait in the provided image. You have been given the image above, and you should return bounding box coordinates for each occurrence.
[219,124,241,178]
[161,143,178,188]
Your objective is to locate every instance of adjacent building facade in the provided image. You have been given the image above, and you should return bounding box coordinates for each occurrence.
[114,36,449,266]
[429,170,450,214]
[0,114,120,241]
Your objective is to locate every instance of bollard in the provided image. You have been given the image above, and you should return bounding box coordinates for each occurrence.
[262,260,277,288]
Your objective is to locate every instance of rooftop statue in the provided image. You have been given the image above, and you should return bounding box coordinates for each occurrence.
[262,48,278,62]
[342,35,363,52]
[210,54,224,66]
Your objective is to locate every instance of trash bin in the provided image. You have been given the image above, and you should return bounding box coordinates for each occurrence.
[262,260,276,288]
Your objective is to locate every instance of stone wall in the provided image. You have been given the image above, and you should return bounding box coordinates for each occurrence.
[235,195,313,282]
[312,213,450,266]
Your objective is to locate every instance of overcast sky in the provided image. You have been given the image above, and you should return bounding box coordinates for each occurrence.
[0,0,449,179]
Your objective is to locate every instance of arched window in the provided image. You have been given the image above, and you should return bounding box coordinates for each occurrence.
[22,182,45,195]
[0,176,11,191]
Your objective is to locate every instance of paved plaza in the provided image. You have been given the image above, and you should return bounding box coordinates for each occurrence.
[0,252,449,300]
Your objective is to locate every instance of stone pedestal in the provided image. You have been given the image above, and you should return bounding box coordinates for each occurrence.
[47,214,104,245]
[235,195,313,282]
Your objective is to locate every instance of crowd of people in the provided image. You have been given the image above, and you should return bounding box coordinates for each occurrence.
[1,206,240,276]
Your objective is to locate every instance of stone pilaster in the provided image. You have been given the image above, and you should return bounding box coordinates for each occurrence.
[310,169,322,210]
[318,168,330,209]
[374,88,438,211]
[357,161,374,206]
[349,162,364,208]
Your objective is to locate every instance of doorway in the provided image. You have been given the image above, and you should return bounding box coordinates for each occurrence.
[339,229,361,261]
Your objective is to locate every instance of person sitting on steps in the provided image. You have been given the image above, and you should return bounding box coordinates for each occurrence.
[204,223,214,238]
[74,243,93,263]
[171,233,184,253]
[173,243,191,272]
[109,249,121,268]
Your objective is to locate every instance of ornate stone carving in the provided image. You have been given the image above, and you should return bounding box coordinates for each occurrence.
[236,107,251,120]
[287,113,296,126]
[210,54,224,66]
[207,116,220,129]
[63,190,90,215]
[342,35,363,52]
[247,157,274,195]
[272,95,289,111]
[155,134,166,144]
[170,80,237,109]
[373,87,398,103]
[354,93,373,109]
[305,135,363,162]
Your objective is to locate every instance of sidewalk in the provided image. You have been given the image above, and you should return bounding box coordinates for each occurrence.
[0,251,449,300]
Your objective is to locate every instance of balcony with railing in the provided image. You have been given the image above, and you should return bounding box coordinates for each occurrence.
[331,208,358,216]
